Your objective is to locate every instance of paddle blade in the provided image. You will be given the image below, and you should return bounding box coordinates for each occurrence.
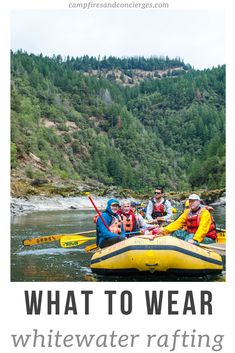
[216,231,226,244]
[23,230,96,246]
[23,235,62,246]
[60,235,96,248]
[85,244,99,252]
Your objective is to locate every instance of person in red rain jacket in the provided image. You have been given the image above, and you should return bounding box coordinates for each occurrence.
[118,200,140,234]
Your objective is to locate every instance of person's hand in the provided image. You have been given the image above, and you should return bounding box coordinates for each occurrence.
[152,227,164,236]
[158,227,165,234]
[148,225,159,230]
[148,219,158,224]
[157,217,165,222]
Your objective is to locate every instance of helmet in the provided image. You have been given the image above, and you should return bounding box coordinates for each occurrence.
[188,194,201,201]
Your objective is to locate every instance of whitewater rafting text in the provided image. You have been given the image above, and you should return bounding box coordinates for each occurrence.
[11,328,224,350]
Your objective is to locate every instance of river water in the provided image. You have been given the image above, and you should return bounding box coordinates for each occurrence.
[11,206,226,282]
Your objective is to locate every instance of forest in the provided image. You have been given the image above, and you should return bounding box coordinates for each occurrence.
[11,51,225,192]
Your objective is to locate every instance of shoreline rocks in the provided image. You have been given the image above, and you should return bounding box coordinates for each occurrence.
[10,195,111,217]
[11,191,226,217]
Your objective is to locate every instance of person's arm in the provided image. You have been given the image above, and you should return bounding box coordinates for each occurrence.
[96,214,119,239]
[138,214,150,229]
[162,200,173,222]
[133,215,140,232]
[146,200,153,221]
[192,209,212,243]
[162,210,188,234]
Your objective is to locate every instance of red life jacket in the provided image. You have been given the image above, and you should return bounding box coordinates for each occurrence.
[151,198,166,218]
[186,207,217,240]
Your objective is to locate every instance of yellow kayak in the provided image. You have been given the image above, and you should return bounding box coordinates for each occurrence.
[90,235,223,276]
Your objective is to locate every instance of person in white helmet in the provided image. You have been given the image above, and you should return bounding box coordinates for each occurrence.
[155,194,217,245]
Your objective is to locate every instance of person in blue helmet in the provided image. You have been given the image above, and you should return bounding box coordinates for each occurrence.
[96,198,126,248]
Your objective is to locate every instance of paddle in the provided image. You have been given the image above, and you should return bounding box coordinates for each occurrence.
[216,227,226,233]
[199,243,225,256]
[86,234,225,255]
[85,232,144,253]
[87,194,111,231]
[85,243,99,252]
[23,230,96,246]
[141,233,226,256]
[60,235,96,248]
[61,231,142,249]
[126,231,143,236]
[216,232,226,244]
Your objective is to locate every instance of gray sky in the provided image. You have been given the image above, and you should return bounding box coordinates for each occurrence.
[11,9,225,69]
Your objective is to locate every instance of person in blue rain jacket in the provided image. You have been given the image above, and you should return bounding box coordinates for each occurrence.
[96,198,126,248]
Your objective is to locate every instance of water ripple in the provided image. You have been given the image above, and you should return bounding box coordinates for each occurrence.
[18,248,84,256]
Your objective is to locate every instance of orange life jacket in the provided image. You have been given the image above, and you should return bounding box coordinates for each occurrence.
[109,215,122,234]
[186,207,217,240]
[120,213,135,232]
[94,213,122,234]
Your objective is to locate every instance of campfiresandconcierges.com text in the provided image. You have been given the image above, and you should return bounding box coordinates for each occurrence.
[68,1,170,10]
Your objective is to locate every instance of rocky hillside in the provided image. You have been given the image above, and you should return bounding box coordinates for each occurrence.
[11,51,225,196]
[83,66,188,86]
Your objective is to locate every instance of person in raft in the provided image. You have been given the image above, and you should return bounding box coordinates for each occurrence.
[118,200,140,234]
[130,201,157,232]
[96,198,126,248]
[156,194,217,245]
[146,186,173,225]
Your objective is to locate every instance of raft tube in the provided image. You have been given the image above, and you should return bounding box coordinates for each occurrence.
[90,235,223,276]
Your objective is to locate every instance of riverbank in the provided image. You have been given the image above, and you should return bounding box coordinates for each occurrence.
[11,192,225,217]
[11,175,226,216]
[11,195,111,217]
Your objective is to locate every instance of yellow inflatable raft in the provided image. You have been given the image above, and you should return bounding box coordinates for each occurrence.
[90,235,223,276]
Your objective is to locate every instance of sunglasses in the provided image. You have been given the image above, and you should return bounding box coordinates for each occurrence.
[155,191,162,194]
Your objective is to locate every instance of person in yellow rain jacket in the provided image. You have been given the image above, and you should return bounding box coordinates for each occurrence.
[156,194,217,245]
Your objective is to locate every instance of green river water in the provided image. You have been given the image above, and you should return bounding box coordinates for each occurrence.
[11,207,225,282]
